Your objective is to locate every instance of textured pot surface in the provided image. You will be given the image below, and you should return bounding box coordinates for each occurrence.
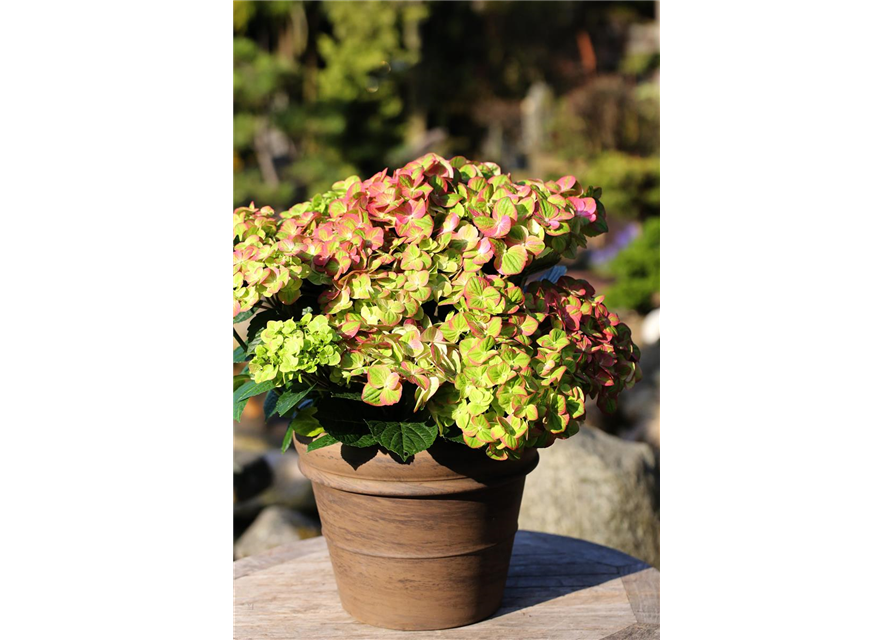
[294,437,539,630]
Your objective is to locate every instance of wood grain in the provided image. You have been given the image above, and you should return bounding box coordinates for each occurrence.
[234,530,659,639]
[621,568,660,625]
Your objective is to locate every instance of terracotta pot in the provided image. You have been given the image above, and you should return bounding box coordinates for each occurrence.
[294,436,539,630]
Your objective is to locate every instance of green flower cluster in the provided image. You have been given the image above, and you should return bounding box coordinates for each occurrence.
[249,315,343,387]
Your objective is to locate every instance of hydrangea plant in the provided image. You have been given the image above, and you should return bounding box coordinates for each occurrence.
[233,153,641,461]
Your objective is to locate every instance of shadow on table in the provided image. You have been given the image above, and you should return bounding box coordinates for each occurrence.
[490,530,651,618]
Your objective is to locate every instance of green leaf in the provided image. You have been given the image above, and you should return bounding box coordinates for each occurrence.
[306,434,338,452]
[328,427,378,448]
[234,378,278,421]
[234,309,255,323]
[234,379,277,403]
[234,397,249,422]
[233,373,250,392]
[495,244,528,276]
[495,196,517,219]
[274,385,315,417]
[441,426,466,445]
[233,346,248,363]
[280,421,296,453]
[314,396,382,436]
[367,420,438,461]
[290,406,324,437]
[263,390,279,420]
[367,365,391,388]
[520,251,560,279]
[329,390,364,401]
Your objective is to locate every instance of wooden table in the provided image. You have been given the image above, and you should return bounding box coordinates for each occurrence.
[234,530,659,639]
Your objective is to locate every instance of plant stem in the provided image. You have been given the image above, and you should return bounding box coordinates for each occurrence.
[233,329,248,351]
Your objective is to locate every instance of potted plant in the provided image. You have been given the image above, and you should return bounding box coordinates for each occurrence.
[233,153,641,630]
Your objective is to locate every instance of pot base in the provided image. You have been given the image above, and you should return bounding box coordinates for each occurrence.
[328,535,516,630]
[296,439,537,631]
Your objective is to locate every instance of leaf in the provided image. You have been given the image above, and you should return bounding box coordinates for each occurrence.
[233,346,248,363]
[247,309,279,342]
[367,420,438,461]
[327,427,378,448]
[495,196,517,220]
[329,390,364,401]
[234,397,248,422]
[495,244,528,276]
[367,365,391,388]
[464,278,502,312]
[306,434,338,452]
[263,390,279,420]
[233,379,250,400]
[520,251,560,279]
[234,379,277,403]
[274,385,315,417]
[233,309,255,323]
[313,396,384,439]
[280,421,296,453]
[474,215,510,238]
[441,426,467,445]
[233,378,277,422]
[290,406,324,437]
[463,431,488,448]
[361,384,402,406]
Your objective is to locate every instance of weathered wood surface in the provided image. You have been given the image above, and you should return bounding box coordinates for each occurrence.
[234,530,659,639]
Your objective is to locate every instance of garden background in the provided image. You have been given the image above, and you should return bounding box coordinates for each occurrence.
[234,0,660,567]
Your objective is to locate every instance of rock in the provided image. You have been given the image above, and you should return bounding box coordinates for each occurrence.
[234,506,321,559]
[233,455,273,503]
[233,451,316,518]
[519,426,660,568]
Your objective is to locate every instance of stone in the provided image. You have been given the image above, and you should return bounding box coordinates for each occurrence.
[234,506,321,560]
[519,426,660,568]
[233,455,273,504]
[233,451,316,517]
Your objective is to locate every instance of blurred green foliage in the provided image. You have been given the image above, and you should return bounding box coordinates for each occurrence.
[234,1,427,209]
[233,0,660,310]
[548,77,659,159]
[574,152,660,221]
[605,217,660,314]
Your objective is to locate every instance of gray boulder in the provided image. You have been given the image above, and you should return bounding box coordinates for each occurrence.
[519,426,660,567]
[234,506,321,560]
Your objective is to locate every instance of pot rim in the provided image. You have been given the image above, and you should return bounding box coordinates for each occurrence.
[294,435,539,497]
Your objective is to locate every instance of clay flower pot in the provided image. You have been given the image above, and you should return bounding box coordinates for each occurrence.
[294,436,539,630]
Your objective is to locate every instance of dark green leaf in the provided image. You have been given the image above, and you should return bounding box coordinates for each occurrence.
[233,375,257,422]
[234,397,249,422]
[274,385,315,418]
[245,331,264,357]
[441,425,467,445]
[520,251,560,280]
[367,420,438,461]
[263,390,279,420]
[233,373,250,392]
[314,396,383,432]
[280,422,296,453]
[584,185,603,200]
[233,309,255,323]
[247,309,279,342]
[306,434,338,452]
[329,430,378,448]
[328,390,364,401]
[234,379,277,403]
